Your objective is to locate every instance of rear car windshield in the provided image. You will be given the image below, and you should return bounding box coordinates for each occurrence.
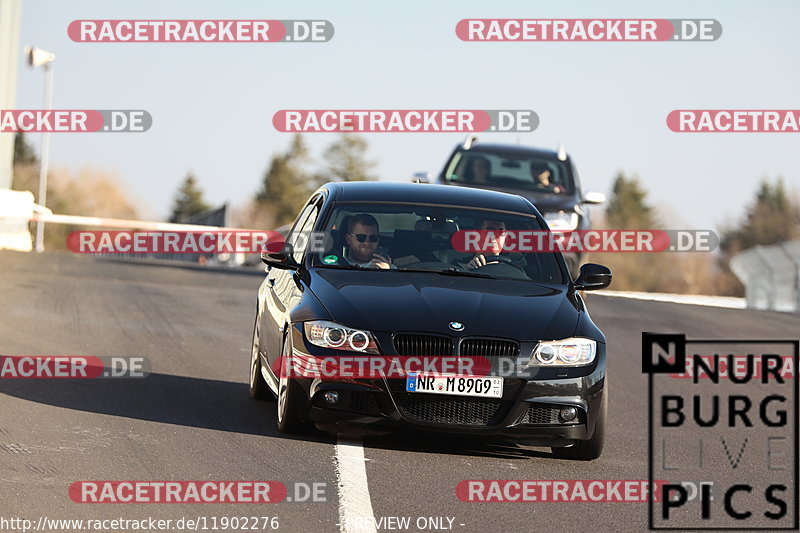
[444,149,573,194]
[311,202,566,284]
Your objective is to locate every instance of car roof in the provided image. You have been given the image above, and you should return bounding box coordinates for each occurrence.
[322,181,536,214]
[465,142,566,161]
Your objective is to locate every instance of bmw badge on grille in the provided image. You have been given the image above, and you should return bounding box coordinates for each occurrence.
[449,321,464,331]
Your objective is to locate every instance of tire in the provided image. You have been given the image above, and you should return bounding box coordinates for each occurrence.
[276,333,313,434]
[552,388,607,461]
[249,313,274,400]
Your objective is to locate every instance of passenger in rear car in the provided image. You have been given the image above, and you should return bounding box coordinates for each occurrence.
[530,162,563,193]
[465,156,491,184]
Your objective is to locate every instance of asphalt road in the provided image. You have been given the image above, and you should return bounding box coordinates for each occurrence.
[1,251,798,533]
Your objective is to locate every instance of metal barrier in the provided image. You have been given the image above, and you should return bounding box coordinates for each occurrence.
[730,240,800,312]
[0,199,266,267]
[95,204,233,264]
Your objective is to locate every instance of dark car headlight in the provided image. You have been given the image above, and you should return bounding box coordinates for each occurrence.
[529,338,596,366]
[303,320,380,354]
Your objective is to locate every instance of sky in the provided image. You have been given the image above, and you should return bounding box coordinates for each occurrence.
[14,0,800,230]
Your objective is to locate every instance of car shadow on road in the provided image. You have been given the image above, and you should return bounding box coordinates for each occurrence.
[0,372,330,444]
[361,433,555,460]
[3,373,559,458]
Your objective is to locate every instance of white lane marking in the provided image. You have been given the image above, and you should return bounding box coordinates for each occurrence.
[334,436,376,533]
[595,290,746,310]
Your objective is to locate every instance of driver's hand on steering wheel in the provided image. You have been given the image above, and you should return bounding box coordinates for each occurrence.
[467,254,495,269]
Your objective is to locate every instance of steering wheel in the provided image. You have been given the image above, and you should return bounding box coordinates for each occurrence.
[481,254,521,267]
[450,255,525,272]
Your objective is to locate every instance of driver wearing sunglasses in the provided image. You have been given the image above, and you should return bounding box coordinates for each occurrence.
[343,214,393,269]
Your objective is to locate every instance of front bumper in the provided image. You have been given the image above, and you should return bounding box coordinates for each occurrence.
[284,324,606,444]
[301,362,605,446]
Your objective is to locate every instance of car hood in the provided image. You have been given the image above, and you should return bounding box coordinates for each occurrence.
[308,268,580,341]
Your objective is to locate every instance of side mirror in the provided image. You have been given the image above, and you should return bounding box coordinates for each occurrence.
[582,191,606,205]
[573,263,612,291]
[261,242,300,270]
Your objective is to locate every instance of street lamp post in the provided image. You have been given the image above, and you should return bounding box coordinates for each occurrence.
[25,45,55,253]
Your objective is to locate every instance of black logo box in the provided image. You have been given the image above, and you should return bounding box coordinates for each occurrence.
[643,333,799,531]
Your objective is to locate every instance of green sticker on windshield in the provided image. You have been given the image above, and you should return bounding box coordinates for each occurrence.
[323,255,338,264]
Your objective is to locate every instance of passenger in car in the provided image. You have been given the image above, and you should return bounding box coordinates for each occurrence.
[465,156,491,184]
[342,214,393,269]
[530,162,563,193]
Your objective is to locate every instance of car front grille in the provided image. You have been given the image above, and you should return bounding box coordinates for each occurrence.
[392,334,519,358]
[459,338,519,358]
[393,334,453,357]
[393,393,510,426]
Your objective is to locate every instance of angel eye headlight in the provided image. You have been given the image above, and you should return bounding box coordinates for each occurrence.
[536,345,557,364]
[530,338,596,367]
[323,327,347,348]
[304,321,380,354]
[349,331,370,351]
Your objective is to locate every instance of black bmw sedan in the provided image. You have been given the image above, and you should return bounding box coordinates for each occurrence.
[249,181,611,460]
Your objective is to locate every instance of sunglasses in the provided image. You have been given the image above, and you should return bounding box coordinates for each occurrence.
[482,226,507,232]
[349,233,379,243]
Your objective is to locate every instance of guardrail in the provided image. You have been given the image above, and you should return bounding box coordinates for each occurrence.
[0,192,264,266]
[729,240,800,313]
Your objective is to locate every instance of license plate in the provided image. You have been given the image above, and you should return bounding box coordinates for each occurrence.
[405,373,503,398]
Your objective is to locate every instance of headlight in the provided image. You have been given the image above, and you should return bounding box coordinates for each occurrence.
[304,321,380,354]
[529,338,596,366]
[543,211,579,232]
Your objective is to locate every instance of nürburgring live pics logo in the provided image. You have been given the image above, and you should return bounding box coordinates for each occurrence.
[643,333,799,530]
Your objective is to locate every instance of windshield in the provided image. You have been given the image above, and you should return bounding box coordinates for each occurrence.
[311,202,566,284]
[444,149,573,194]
